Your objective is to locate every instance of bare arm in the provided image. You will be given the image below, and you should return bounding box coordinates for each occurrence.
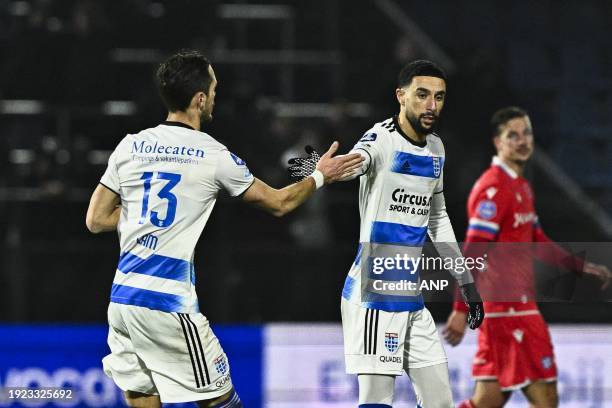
[86,184,121,233]
[242,177,316,217]
[243,141,363,217]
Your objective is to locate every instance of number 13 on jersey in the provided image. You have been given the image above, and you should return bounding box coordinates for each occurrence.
[139,172,182,227]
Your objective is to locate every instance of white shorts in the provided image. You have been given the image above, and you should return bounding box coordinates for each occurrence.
[102,303,233,403]
[341,298,447,375]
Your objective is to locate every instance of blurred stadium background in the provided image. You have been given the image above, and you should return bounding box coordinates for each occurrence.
[1,0,611,407]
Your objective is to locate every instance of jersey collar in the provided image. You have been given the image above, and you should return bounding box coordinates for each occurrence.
[393,115,427,148]
[492,156,518,179]
[162,121,195,130]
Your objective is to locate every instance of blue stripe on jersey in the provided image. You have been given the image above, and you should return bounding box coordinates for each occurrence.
[367,261,420,282]
[468,224,498,235]
[342,276,424,311]
[342,275,356,299]
[390,151,444,179]
[370,221,428,246]
[110,284,184,312]
[363,295,424,312]
[354,243,363,266]
[118,252,191,282]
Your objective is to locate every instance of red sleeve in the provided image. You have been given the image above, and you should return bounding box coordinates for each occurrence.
[533,218,585,272]
[465,183,509,241]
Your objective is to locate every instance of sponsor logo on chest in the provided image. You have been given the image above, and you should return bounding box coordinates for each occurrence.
[513,212,536,228]
[388,188,432,215]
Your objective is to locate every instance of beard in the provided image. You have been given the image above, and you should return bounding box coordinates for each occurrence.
[405,110,438,136]
[200,104,214,127]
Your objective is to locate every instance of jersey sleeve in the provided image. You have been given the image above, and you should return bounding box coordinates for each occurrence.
[452,235,490,312]
[215,149,255,197]
[428,191,475,287]
[428,191,455,242]
[433,168,443,194]
[466,184,508,241]
[100,147,121,195]
[348,129,385,176]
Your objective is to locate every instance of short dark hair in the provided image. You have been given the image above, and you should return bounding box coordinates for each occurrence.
[490,106,528,137]
[155,50,212,112]
[397,60,447,88]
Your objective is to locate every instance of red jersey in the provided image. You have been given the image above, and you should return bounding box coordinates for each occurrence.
[454,157,582,315]
[467,157,538,243]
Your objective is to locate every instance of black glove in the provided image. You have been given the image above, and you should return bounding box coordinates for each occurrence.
[287,145,320,182]
[460,282,484,329]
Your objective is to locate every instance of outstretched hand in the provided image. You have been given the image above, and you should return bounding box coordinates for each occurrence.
[287,146,320,182]
[583,261,612,290]
[316,142,364,184]
[288,142,364,185]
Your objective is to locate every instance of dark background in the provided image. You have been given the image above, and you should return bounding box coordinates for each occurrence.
[1,0,612,323]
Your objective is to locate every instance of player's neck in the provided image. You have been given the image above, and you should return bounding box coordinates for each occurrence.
[499,156,525,177]
[397,113,427,144]
[166,110,201,131]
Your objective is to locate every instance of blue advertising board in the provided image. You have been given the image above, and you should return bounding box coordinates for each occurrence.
[0,325,262,408]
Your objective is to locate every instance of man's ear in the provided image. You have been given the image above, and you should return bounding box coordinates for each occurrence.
[395,88,405,106]
[194,91,206,110]
[492,135,501,151]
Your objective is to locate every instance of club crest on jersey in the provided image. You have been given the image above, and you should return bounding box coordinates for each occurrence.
[230,152,246,166]
[384,332,399,353]
[477,200,497,220]
[214,355,228,375]
[360,132,377,142]
[432,157,441,177]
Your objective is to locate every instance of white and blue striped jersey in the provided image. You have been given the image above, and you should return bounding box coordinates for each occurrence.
[100,121,254,314]
[342,116,470,312]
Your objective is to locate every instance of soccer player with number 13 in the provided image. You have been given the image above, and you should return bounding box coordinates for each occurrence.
[86,50,363,408]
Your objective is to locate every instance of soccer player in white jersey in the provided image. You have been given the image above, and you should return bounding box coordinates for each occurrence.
[85,50,363,408]
[307,60,484,407]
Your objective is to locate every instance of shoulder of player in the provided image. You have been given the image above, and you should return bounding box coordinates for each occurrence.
[470,170,512,201]
[198,131,228,150]
[426,132,445,154]
[427,131,442,142]
[112,132,137,152]
[358,117,395,141]
[375,117,397,134]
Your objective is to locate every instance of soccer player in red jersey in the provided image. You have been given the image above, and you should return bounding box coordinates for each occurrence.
[443,106,611,408]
